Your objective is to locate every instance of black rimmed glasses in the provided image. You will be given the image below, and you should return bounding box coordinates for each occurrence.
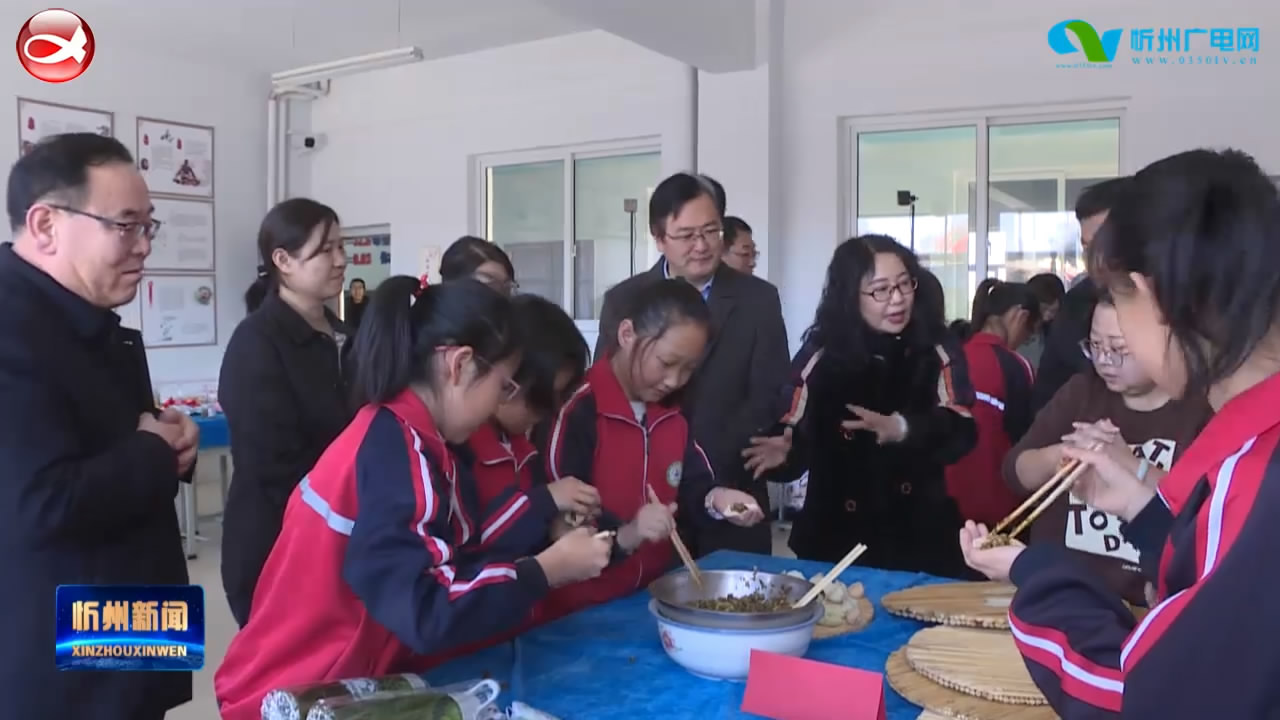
[664,225,724,245]
[49,204,161,241]
[1080,340,1129,367]
[862,277,917,303]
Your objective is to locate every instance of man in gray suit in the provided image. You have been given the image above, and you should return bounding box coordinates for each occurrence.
[596,173,790,555]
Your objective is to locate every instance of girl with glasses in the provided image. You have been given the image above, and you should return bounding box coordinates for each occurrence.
[440,235,519,295]
[743,234,977,577]
[215,277,612,720]
[962,148,1280,718]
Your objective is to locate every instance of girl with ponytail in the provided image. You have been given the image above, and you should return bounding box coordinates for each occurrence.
[215,277,613,720]
[944,278,1041,528]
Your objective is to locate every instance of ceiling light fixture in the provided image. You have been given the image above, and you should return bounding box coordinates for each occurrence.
[271,46,424,87]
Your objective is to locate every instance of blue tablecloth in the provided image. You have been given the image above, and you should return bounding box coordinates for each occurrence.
[426,551,950,719]
[194,414,229,449]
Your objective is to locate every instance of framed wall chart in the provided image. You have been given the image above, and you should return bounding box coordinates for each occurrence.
[139,273,218,348]
[136,117,214,199]
[17,98,113,156]
[147,198,215,271]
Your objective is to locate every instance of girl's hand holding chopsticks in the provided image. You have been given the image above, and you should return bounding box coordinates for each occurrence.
[1060,444,1157,523]
[617,496,677,553]
[959,521,1025,583]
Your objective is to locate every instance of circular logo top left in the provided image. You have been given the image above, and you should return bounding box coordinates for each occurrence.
[17,9,96,83]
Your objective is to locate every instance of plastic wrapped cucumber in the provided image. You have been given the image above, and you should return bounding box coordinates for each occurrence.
[262,674,428,720]
[306,680,500,720]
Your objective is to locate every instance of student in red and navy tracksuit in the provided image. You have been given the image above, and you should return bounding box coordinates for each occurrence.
[470,294,592,511]
[427,294,595,662]
[214,277,612,720]
[541,279,765,621]
[946,278,1039,527]
[960,148,1280,718]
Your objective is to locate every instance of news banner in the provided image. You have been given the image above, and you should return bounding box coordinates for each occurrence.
[55,585,205,671]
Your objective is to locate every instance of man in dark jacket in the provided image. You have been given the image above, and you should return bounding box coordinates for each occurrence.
[0,134,197,719]
[1031,176,1132,413]
[595,173,790,555]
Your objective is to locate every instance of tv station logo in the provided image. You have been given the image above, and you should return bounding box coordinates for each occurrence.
[55,585,205,671]
[16,9,96,83]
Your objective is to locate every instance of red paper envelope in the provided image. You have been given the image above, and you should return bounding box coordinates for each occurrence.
[741,650,886,720]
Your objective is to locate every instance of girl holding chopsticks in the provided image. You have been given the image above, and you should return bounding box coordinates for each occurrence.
[540,279,764,621]
[997,294,1209,605]
[215,278,613,720]
[961,148,1280,719]
[744,235,978,577]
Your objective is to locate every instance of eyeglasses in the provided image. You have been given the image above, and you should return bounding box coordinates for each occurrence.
[50,204,161,241]
[665,225,724,244]
[1080,340,1129,367]
[862,277,917,303]
[473,272,519,295]
[474,354,522,402]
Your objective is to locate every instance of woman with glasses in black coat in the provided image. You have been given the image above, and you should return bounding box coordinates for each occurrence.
[745,235,977,577]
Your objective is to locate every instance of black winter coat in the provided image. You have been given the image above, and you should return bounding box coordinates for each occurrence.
[0,244,192,719]
[773,333,977,577]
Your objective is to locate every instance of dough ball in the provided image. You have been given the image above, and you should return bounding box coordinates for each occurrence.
[823,582,846,603]
[844,604,862,625]
[784,570,806,580]
[810,573,824,585]
[819,601,845,626]
[846,581,865,599]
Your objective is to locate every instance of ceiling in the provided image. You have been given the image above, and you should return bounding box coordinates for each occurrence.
[58,0,594,73]
[14,0,764,77]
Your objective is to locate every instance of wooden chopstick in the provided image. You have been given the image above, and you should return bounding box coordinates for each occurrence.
[646,485,702,588]
[981,445,1100,549]
[991,458,1081,536]
[793,543,868,608]
[1006,461,1092,539]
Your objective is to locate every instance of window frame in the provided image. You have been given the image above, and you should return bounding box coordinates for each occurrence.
[472,138,662,328]
[840,102,1128,294]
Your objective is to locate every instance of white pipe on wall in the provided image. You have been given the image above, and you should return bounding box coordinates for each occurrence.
[266,98,278,210]
[688,64,699,173]
[278,100,290,201]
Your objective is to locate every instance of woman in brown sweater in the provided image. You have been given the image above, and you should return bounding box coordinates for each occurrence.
[1001,294,1211,604]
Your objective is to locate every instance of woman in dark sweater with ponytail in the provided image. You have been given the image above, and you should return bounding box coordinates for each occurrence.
[218,198,355,627]
[945,279,1040,528]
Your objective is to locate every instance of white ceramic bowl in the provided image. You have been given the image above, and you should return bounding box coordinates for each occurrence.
[648,598,822,681]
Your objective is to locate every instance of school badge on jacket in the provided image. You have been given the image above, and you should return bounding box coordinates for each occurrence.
[666,461,683,487]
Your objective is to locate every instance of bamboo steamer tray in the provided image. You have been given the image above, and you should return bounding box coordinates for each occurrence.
[886,649,1058,720]
[905,626,1045,705]
[918,712,951,720]
[882,582,1016,629]
[812,596,874,639]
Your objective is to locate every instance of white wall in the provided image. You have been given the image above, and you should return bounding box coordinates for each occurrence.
[303,31,696,350]
[774,0,1278,349]
[1,37,267,387]
[302,0,1278,355]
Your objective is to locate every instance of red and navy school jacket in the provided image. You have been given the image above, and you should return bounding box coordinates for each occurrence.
[945,331,1034,526]
[470,421,541,509]
[540,358,720,621]
[213,389,557,720]
[1006,371,1280,718]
